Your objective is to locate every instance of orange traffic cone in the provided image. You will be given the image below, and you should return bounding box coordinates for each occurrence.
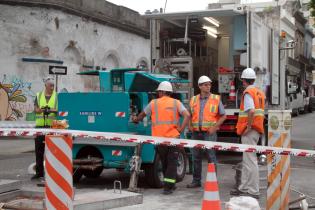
[229,80,236,101]
[201,163,221,210]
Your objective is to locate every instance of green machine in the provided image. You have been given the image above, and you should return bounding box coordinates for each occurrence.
[58,68,191,189]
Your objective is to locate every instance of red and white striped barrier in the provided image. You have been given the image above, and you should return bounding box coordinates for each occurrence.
[1,128,315,158]
[59,111,69,117]
[115,112,126,117]
[45,135,73,210]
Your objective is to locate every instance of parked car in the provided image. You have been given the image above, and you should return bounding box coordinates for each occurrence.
[289,91,304,116]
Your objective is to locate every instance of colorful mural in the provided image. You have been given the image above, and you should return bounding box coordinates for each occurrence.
[0,75,35,121]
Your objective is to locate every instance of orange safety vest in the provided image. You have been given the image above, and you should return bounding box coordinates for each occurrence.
[190,94,220,132]
[236,87,265,135]
[151,96,181,138]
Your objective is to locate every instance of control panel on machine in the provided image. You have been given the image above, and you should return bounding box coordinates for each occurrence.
[218,73,235,93]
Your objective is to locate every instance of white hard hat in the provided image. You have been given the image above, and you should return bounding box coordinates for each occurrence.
[157,81,173,92]
[43,76,55,84]
[241,68,256,79]
[198,75,212,85]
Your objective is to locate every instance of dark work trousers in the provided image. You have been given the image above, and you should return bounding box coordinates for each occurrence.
[192,131,217,184]
[35,135,45,176]
[157,145,179,190]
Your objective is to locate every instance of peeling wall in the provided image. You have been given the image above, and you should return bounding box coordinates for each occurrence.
[0,4,150,121]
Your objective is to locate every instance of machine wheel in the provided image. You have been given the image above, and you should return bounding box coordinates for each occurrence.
[176,149,187,182]
[144,153,164,188]
[74,146,104,182]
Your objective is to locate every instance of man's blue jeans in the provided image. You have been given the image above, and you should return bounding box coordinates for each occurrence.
[191,131,217,184]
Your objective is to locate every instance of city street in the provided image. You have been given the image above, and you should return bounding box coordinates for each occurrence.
[0,112,315,209]
[1,0,315,209]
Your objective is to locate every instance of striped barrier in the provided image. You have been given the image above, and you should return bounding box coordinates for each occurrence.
[59,111,69,117]
[267,110,292,210]
[202,163,221,210]
[0,128,314,157]
[45,135,73,210]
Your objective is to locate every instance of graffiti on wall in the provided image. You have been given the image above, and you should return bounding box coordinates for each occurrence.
[0,75,35,121]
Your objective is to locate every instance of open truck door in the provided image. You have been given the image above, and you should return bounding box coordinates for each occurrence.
[248,11,272,96]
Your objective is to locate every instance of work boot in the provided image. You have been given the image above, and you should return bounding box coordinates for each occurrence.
[162,185,176,195]
[230,188,244,196]
[230,189,259,199]
[162,188,173,195]
[186,182,201,188]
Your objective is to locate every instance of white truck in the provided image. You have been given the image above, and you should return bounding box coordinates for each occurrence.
[143,5,293,142]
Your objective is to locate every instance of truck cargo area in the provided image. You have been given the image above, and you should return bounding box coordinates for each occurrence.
[148,8,249,109]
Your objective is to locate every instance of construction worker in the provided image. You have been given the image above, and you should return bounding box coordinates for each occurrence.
[230,68,265,199]
[31,77,58,180]
[132,81,190,195]
[187,75,226,188]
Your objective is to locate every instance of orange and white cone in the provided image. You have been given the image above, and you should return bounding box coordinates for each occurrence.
[201,163,221,210]
[229,81,236,101]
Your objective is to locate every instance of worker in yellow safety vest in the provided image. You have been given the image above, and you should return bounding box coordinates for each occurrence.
[187,75,226,188]
[132,81,190,195]
[230,68,265,199]
[31,77,58,180]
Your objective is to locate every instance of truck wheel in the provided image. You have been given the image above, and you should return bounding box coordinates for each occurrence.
[75,146,104,181]
[176,149,187,182]
[144,153,164,188]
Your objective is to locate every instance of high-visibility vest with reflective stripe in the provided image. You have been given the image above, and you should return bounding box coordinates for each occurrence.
[190,94,220,132]
[151,96,181,138]
[236,87,265,135]
[35,91,57,127]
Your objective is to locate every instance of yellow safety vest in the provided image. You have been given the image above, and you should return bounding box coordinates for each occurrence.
[35,91,57,127]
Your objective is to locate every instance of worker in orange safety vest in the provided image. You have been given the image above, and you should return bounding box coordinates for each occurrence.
[230,68,265,199]
[132,81,190,195]
[187,75,226,188]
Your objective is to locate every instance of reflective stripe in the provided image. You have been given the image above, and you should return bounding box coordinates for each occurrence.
[37,92,42,107]
[154,99,158,122]
[164,178,176,183]
[191,122,216,126]
[206,173,217,182]
[203,191,220,201]
[191,96,197,113]
[152,121,178,125]
[254,109,265,116]
[210,104,216,113]
[153,99,178,126]
[239,109,265,118]
[36,116,56,119]
[192,122,216,127]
